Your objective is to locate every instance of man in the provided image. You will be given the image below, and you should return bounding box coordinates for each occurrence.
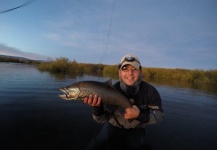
[84,54,164,150]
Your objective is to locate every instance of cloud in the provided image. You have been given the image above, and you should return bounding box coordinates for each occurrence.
[43,31,106,52]
[0,43,48,60]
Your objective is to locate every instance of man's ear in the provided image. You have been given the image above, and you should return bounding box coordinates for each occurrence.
[118,69,121,77]
[139,71,142,76]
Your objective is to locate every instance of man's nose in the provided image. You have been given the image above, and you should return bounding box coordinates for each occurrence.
[127,69,134,74]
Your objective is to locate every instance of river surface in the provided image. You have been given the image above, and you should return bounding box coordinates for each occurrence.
[0,63,217,150]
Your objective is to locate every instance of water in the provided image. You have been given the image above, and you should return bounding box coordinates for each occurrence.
[0,63,217,150]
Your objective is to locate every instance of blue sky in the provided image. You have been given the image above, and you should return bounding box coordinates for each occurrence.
[0,0,217,70]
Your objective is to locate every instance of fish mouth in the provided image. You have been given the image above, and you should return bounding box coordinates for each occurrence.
[59,88,70,100]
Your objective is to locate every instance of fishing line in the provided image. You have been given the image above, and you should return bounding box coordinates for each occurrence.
[99,0,116,64]
[0,0,36,14]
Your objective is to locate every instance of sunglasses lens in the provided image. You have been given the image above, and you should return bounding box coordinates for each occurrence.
[125,57,135,62]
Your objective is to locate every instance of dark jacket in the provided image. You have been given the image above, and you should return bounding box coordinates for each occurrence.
[92,81,164,129]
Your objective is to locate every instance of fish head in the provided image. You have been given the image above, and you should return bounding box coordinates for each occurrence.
[59,87,80,100]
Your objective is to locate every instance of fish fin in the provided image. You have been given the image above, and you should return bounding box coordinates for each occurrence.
[104,79,112,87]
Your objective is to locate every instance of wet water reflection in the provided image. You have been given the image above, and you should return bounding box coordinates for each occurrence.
[0,63,217,150]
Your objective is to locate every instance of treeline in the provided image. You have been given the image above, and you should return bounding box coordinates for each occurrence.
[38,57,104,75]
[141,68,217,84]
[2,56,216,84]
[38,57,217,85]
[0,55,40,65]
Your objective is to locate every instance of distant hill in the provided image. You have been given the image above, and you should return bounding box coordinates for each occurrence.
[0,55,43,64]
[0,54,32,60]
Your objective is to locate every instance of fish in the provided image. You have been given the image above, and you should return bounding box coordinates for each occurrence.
[59,79,132,109]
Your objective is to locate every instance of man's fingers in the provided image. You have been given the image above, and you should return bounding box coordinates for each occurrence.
[91,95,97,105]
[124,105,140,119]
[83,95,101,106]
[96,97,101,106]
[88,95,93,105]
[92,95,101,106]
[83,97,88,103]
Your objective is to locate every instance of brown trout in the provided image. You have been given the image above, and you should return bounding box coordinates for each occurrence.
[59,79,132,109]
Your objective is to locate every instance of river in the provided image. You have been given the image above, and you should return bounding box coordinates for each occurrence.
[0,63,217,150]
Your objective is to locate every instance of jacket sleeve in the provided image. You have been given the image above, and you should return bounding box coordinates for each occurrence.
[136,86,164,125]
[91,105,110,123]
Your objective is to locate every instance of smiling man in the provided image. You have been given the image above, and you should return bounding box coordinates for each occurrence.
[84,54,164,150]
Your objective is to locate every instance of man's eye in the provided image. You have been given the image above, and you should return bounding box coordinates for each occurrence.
[121,66,127,70]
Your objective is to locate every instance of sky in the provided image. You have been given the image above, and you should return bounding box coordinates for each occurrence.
[0,0,217,70]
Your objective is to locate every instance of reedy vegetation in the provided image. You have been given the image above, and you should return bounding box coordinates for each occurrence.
[38,57,104,75]
[37,57,217,85]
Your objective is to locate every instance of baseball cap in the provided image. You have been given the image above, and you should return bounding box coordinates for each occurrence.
[119,54,141,70]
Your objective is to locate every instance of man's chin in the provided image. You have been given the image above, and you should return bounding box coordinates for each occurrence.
[124,80,136,86]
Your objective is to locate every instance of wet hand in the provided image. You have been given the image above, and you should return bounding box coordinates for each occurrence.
[124,105,140,119]
[83,95,101,107]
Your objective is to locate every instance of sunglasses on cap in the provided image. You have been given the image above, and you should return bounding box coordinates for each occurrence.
[122,56,140,63]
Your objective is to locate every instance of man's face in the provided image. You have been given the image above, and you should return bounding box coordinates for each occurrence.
[119,64,142,86]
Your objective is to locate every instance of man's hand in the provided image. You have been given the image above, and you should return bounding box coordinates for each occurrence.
[83,95,101,107]
[124,105,140,119]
